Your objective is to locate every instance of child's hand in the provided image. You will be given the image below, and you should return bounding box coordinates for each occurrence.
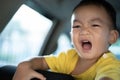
[12,62,46,80]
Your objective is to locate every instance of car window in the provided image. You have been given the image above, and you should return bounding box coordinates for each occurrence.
[109,39,120,59]
[0,4,53,66]
[54,33,72,55]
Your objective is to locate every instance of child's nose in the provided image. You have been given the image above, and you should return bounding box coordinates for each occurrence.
[79,27,90,35]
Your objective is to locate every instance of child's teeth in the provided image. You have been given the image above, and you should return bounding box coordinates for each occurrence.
[83,41,89,42]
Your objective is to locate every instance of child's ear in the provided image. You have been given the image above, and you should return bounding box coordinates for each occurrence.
[109,30,119,44]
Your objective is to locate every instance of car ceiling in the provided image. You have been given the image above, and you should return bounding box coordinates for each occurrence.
[0,0,120,33]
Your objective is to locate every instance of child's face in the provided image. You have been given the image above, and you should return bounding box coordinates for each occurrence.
[71,5,118,60]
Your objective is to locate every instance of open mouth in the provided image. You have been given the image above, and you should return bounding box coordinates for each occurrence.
[81,40,92,50]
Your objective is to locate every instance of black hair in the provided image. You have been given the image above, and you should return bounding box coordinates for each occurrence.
[73,0,118,30]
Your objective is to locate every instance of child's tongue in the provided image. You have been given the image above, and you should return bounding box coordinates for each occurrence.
[82,42,92,50]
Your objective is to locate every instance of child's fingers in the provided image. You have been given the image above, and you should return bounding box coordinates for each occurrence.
[31,71,46,80]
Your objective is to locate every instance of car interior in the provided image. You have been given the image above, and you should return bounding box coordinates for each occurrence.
[0,0,120,80]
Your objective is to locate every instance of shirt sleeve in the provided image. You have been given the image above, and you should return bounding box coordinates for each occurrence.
[44,52,67,73]
[95,58,120,80]
[44,49,78,74]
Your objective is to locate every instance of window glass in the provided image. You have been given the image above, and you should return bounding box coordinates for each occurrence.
[54,33,72,55]
[0,4,53,66]
[109,39,120,59]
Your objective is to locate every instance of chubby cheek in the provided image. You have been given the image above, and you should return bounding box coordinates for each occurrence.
[71,32,80,48]
[93,31,110,53]
[71,33,78,46]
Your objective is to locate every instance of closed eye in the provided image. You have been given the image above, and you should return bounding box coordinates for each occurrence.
[92,24,100,27]
[73,25,81,28]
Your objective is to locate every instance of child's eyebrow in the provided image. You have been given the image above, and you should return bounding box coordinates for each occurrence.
[90,18,111,26]
[73,19,81,23]
[90,18,103,23]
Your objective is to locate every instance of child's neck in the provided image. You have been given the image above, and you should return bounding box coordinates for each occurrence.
[71,57,98,75]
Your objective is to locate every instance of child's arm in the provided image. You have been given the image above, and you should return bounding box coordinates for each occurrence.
[13,57,49,80]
